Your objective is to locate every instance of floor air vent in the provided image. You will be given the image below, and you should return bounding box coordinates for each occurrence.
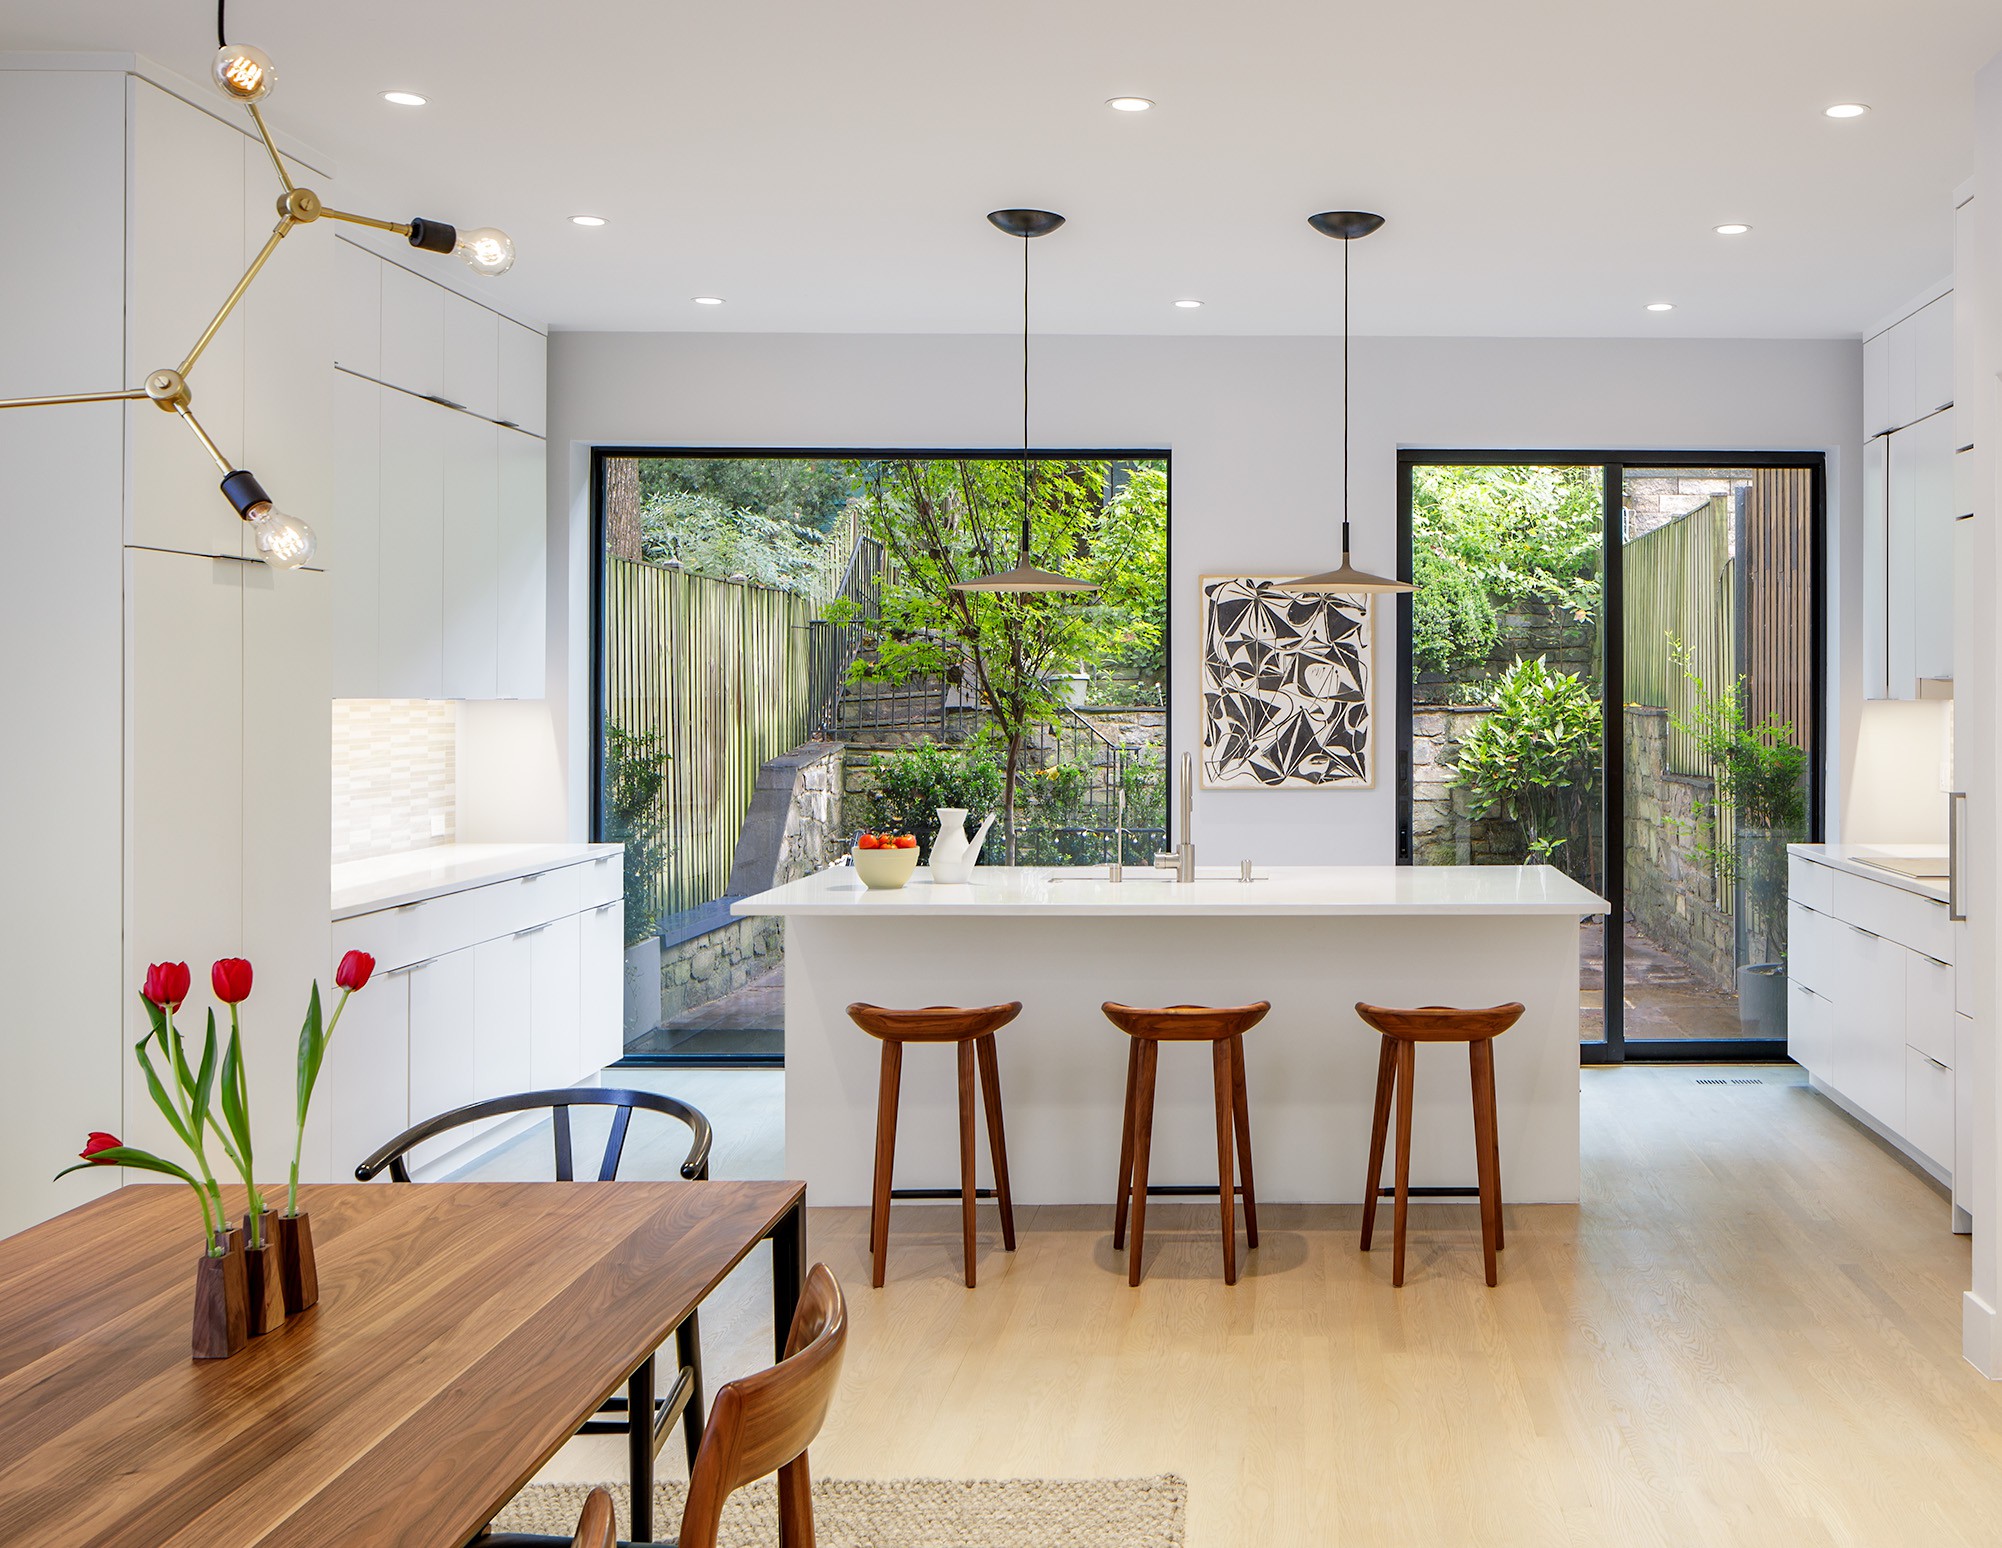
[1693,1077,1766,1086]
[1694,1078,1731,1085]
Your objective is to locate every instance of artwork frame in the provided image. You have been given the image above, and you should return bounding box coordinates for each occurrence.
[1197,575,1375,790]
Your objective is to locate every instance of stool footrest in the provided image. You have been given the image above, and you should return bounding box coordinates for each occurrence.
[889,1187,1002,1200]
[1375,1185,1480,1198]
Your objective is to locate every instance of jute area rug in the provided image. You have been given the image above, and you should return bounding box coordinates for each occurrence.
[491,1475,1187,1546]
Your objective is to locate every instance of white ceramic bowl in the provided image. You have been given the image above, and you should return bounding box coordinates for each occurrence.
[852,844,920,889]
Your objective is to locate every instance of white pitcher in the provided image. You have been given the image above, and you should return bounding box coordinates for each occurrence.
[929,807,996,884]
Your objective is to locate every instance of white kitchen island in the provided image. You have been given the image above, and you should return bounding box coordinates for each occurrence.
[734,864,1609,1206]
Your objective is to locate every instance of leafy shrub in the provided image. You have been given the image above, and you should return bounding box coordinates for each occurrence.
[639,490,830,593]
[860,741,1005,858]
[1450,656,1601,884]
[602,722,670,946]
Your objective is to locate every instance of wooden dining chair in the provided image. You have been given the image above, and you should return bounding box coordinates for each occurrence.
[569,1487,616,1548]
[476,1263,848,1548]
[356,1088,715,1488]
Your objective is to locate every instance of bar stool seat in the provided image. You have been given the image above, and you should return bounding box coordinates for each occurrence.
[1101,1001,1268,1286]
[1354,1001,1524,1287]
[845,1002,1020,1288]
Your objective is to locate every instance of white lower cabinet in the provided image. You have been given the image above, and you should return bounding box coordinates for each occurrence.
[472,932,535,1103]
[328,849,623,1178]
[1787,849,1959,1196]
[327,962,412,1180]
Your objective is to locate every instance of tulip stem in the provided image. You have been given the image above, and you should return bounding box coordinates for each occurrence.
[287,984,353,1218]
[163,1008,228,1229]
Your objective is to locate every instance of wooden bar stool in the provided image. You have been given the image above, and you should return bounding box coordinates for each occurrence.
[845,1001,1020,1289]
[1102,1000,1268,1286]
[1354,1001,1524,1287]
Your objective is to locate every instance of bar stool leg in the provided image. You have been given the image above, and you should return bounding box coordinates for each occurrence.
[1392,1038,1415,1288]
[1127,1041,1159,1287]
[870,1041,903,1290]
[1230,1034,1258,1249]
[1211,1037,1238,1284]
[1112,1039,1140,1250]
[1470,1039,1501,1285]
[1360,1034,1396,1251]
[956,1038,979,1289]
[976,1033,1016,1252]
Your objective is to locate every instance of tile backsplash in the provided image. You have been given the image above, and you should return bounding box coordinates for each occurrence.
[331,700,459,862]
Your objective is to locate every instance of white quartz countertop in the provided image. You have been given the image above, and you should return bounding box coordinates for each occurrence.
[1789,842,1951,904]
[332,842,622,919]
[732,863,1611,918]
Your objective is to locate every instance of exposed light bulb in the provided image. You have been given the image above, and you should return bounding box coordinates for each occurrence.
[212,44,275,103]
[453,227,516,276]
[246,504,316,569]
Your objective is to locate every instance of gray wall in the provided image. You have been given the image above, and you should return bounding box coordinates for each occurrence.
[547,331,1863,866]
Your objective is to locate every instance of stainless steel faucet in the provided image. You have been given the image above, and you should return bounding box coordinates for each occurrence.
[1154,752,1196,882]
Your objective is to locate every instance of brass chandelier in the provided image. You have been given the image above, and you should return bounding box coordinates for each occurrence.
[0,15,516,569]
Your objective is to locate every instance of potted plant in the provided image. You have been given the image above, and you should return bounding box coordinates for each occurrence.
[1674,653,1808,1036]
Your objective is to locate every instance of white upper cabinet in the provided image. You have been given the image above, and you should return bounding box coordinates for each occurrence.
[128,79,246,557]
[1864,330,1890,439]
[380,262,445,400]
[1914,295,1955,421]
[1911,411,1957,685]
[498,320,548,436]
[332,240,381,377]
[330,371,383,696]
[442,412,501,698]
[444,299,499,419]
[497,428,548,698]
[378,390,447,697]
[1863,436,1888,699]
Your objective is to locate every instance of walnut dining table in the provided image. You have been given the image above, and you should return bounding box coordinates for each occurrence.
[0,1180,807,1546]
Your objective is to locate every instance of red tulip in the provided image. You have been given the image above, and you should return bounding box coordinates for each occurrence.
[334,950,375,993]
[141,961,191,1012]
[211,957,254,1005]
[80,1132,121,1163]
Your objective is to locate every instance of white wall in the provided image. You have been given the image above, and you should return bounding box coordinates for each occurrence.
[546,330,1863,864]
[1845,700,1954,844]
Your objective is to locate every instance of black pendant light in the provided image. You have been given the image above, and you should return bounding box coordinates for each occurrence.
[1290,211,1413,594]
[952,209,1097,593]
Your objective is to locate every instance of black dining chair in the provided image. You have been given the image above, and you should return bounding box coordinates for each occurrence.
[356,1088,716,1487]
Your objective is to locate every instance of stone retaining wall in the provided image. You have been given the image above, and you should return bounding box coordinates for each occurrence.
[659,914,782,1023]
[1416,594,1597,705]
[1624,705,1735,990]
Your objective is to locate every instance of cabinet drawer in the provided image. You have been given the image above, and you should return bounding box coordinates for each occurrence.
[1825,869,1951,960]
[1905,1045,1954,1168]
[576,852,621,909]
[1788,855,1832,913]
[1787,903,1828,995]
[1904,949,1954,1066]
[1788,981,1831,1082]
[335,903,441,975]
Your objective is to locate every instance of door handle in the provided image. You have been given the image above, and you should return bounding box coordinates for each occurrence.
[1846,923,1880,939]
[1948,790,1964,921]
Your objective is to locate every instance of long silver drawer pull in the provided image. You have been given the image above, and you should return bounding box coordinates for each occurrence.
[394,956,436,974]
[1846,923,1879,938]
[397,902,422,912]
[1927,1055,1950,1072]
[594,901,616,913]
[1950,791,1963,918]
[519,872,543,883]
[514,923,549,938]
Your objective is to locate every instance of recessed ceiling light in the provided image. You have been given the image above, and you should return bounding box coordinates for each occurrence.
[569,215,607,227]
[1106,96,1155,112]
[1173,298,1203,308]
[1646,302,1676,312]
[692,296,725,306]
[1824,102,1869,118]
[380,90,427,107]
[1714,223,1751,236]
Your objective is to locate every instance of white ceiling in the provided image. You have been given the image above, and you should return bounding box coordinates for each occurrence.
[7,0,1999,338]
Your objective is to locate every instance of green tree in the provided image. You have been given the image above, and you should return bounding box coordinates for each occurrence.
[638,490,830,592]
[601,722,670,946]
[1450,656,1602,886]
[638,457,855,535]
[1411,465,1602,677]
[846,457,1158,862]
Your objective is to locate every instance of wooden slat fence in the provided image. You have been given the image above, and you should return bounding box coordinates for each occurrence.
[1624,494,1737,777]
[604,557,816,930]
[1741,468,1816,752]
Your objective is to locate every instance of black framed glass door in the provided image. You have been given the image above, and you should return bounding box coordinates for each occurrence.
[1395,451,1825,1063]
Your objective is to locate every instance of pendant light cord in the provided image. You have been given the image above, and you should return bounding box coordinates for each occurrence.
[1341,233,1351,561]
[1020,232,1032,559]
[218,0,228,48]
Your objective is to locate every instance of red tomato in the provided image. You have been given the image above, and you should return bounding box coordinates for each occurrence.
[857,834,881,850]
[894,834,917,849]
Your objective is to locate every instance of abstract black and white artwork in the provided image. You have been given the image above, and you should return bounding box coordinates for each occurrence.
[1198,577,1373,789]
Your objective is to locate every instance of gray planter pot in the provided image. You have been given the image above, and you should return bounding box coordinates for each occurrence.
[624,937,662,1039]
[1737,962,1788,1038]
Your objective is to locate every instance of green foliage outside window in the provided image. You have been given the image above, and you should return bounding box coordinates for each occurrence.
[858,740,1005,858]
[602,722,671,946]
[1411,465,1601,676]
[638,490,832,593]
[1450,656,1602,884]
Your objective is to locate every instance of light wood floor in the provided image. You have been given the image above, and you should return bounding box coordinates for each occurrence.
[515,1065,2002,1547]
